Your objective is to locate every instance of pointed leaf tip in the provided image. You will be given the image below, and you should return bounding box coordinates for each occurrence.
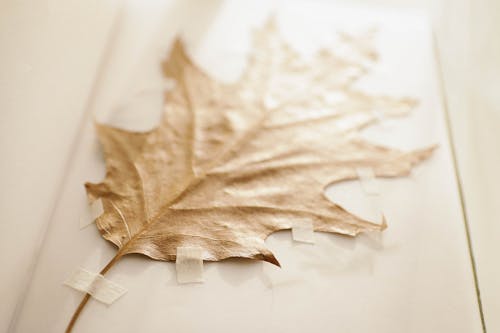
[163,37,191,79]
[409,145,438,164]
[380,214,388,231]
[264,253,281,267]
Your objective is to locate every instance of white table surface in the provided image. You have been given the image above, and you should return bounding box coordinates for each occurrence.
[0,1,117,331]
[0,0,494,332]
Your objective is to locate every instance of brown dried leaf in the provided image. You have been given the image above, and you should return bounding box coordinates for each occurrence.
[85,19,434,266]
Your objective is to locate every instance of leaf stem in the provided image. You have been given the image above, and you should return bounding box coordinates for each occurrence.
[65,252,123,333]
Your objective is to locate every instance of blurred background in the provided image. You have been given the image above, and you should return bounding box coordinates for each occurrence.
[0,0,498,332]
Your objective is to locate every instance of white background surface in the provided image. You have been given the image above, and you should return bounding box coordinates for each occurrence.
[0,1,117,331]
[0,0,495,332]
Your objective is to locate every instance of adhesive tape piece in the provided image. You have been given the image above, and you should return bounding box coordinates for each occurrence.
[356,167,380,195]
[80,198,104,229]
[176,247,204,284]
[64,268,127,305]
[292,221,315,244]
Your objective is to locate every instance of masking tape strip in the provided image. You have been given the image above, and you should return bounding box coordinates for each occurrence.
[64,267,127,305]
[80,198,104,229]
[356,167,380,195]
[176,246,204,284]
[292,220,315,244]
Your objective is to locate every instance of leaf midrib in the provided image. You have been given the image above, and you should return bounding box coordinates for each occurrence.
[115,83,270,259]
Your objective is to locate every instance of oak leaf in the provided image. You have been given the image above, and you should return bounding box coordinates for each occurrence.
[85,20,434,267]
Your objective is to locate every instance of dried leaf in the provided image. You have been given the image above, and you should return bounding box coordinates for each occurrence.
[85,19,434,267]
